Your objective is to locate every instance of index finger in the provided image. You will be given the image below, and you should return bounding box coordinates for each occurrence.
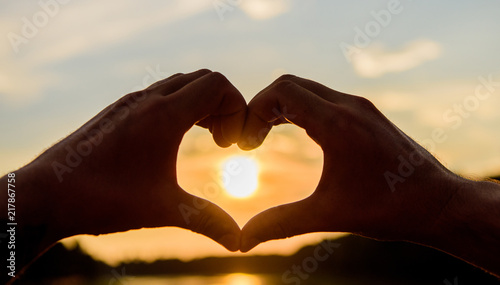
[238,78,333,150]
[166,72,247,146]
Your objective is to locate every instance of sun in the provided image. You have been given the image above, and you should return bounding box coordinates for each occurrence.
[221,155,259,198]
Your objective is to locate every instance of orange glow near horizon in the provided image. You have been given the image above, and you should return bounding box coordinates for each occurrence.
[60,125,346,266]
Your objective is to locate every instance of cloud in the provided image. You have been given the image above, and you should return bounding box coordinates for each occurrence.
[240,0,290,20]
[0,19,57,106]
[27,0,212,65]
[351,39,442,78]
[0,1,212,106]
[0,66,57,107]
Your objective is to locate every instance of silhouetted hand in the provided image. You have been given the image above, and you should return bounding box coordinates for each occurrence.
[4,70,246,275]
[50,69,247,248]
[238,75,500,277]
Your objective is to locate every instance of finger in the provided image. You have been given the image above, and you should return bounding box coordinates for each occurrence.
[240,196,321,252]
[146,72,184,89]
[210,116,233,148]
[147,69,213,96]
[194,116,233,148]
[238,80,332,150]
[167,72,247,146]
[177,193,241,251]
[274,75,353,104]
[248,75,350,108]
[89,71,211,125]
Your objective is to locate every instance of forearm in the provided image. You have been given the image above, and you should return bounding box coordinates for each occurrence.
[416,178,500,277]
[1,164,61,284]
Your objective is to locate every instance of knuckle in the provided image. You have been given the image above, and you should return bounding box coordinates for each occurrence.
[273,79,297,94]
[112,92,143,111]
[354,95,377,111]
[159,72,184,84]
[276,74,298,82]
[207,71,229,85]
[196,68,212,74]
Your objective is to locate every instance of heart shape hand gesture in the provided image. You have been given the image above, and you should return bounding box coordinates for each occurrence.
[28,69,459,250]
[14,69,498,279]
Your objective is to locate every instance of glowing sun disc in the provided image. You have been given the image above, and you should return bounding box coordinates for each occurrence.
[221,156,259,198]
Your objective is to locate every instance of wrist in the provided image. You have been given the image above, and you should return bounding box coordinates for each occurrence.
[15,160,66,243]
[385,166,463,243]
[427,178,496,241]
[415,177,500,273]
[415,176,471,245]
[1,162,62,279]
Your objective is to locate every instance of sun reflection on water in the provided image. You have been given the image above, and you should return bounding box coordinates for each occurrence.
[103,273,271,285]
[223,273,263,285]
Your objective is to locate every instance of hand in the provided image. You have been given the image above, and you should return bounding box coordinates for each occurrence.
[238,74,464,251]
[19,69,246,252]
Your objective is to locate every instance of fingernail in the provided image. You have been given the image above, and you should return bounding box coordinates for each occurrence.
[219,234,240,252]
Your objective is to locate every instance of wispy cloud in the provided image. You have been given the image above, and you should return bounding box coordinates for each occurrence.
[352,39,442,78]
[0,20,57,106]
[27,0,212,65]
[240,0,290,20]
[0,1,212,106]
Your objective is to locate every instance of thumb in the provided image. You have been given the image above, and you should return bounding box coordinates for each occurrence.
[177,193,241,251]
[240,196,320,252]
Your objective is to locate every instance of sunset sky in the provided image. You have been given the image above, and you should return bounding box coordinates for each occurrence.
[1,0,500,265]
